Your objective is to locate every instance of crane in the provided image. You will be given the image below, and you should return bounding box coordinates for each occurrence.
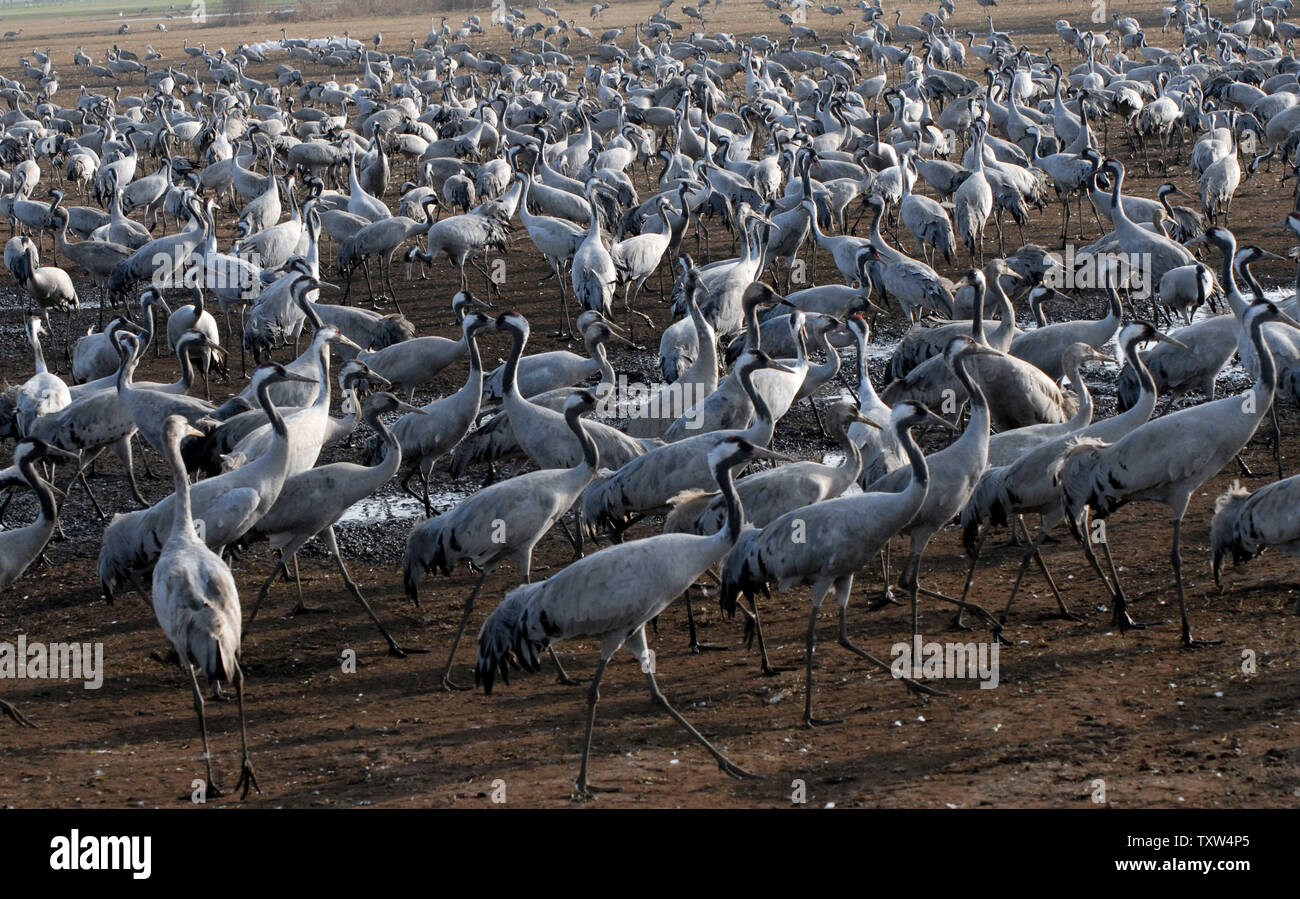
[407,390,606,689]
[476,435,785,797]
[720,402,949,726]
[1063,301,1300,646]
[151,416,259,799]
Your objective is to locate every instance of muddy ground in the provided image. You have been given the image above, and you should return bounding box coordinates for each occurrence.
[0,1,1297,808]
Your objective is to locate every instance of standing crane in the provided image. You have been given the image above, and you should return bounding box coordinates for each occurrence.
[244,393,427,657]
[720,402,949,726]
[1063,301,1300,646]
[151,416,259,799]
[407,390,605,689]
[476,435,785,798]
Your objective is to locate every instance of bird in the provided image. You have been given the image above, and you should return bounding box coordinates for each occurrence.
[1063,301,1300,646]
[720,401,950,726]
[12,241,78,365]
[382,312,493,514]
[357,291,491,401]
[865,335,1008,640]
[1210,475,1300,608]
[495,312,653,472]
[407,390,606,689]
[476,435,786,798]
[97,362,317,603]
[0,438,78,592]
[15,316,69,437]
[580,348,791,544]
[244,392,427,657]
[150,416,259,799]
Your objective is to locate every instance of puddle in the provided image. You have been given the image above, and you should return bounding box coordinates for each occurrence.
[338,488,469,524]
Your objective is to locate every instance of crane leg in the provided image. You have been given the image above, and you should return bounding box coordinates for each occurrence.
[231,664,261,800]
[183,660,223,798]
[684,587,723,653]
[289,554,326,615]
[631,624,752,778]
[952,529,987,630]
[573,654,617,800]
[866,542,898,609]
[1172,516,1221,649]
[739,585,787,676]
[1097,535,1156,632]
[323,527,424,659]
[245,553,290,631]
[1271,402,1284,479]
[440,568,490,691]
[802,587,839,728]
[0,697,34,727]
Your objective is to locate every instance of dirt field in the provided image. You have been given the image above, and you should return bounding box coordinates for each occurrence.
[0,0,1298,808]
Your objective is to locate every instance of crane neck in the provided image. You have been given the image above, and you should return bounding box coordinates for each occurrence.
[1122,332,1158,420]
[739,360,777,445]
[711,454,745,546]
[896,420,930,493]
[365,404,404,480]
[969,281,988,345]
[501,324,527,399]
[952,352,990,439]
[259,375,291,439]
[28,325,47,375]
[163,427,198,544]
[17,452,58,527]
[1247,311,1279,405]
[564,403,600,471]
[1062,357,1094,428]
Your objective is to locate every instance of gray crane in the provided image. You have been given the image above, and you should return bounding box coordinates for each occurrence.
[244,392,426,655]
[1008,277,1121,380]
[960,321,1180,623]
[1062,301,1299,646]
[408,390,605,689]
[383,312,492,513]
[865,335,1007,640]
[97,363,316,602]
[151,416,258,799]
[720,402,949,727]
[1210,475,1300,608]
[496,312,654,471]
[883,270,1077,430]
[357,291,491,401]
[476,436,785,798]
[580,348,791,542]
[0,438,78,592]
[15,316,69,438]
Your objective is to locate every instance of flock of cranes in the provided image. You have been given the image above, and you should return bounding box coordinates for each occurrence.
[2,0,1300,800]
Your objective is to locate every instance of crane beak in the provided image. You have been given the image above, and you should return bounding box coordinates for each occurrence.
[1153,331,1191,350]
[395,400,426,415]
[184,425,205,440]
[1275,308,1300,330]
[923,409,958,430]
[748,446,794,463]
[1257,249,1288,261]
[1184,233,1206,247]
[1087,348,1117,364]
[359,367,392,388]
[853,411,883,429]
[765,359,797,374]
[285,372,319,384]
[332,333,362,351]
